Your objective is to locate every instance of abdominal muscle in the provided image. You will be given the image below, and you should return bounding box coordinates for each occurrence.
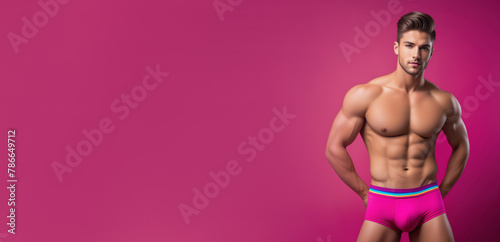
[362,129,439,189]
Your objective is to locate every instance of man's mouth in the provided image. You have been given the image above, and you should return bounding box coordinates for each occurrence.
[409,62,420,66]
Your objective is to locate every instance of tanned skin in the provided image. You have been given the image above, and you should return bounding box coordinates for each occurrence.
[325,30,470,242]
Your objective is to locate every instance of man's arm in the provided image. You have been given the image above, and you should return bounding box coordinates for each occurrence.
[440,94,470,198]
[325,85,377,207]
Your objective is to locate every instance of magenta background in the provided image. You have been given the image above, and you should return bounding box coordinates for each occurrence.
[0,0,499,241]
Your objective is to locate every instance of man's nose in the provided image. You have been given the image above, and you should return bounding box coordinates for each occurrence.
[412,48,421,59]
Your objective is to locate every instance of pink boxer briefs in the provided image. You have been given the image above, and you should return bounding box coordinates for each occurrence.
[364,182,446,233]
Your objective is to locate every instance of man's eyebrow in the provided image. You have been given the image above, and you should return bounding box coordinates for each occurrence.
[402,41,431,47]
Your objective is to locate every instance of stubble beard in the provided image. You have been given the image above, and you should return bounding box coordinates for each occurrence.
[399,57,426,76]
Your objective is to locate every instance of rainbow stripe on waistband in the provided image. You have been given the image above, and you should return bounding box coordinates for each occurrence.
[369,183,439,198]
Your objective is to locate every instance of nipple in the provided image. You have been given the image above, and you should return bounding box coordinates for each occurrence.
[381,128,387,132]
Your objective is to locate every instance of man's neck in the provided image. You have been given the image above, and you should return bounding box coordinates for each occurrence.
[393,66,426,93]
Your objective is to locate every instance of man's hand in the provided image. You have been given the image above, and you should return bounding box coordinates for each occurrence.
[361,192,369,208]
[439,185,449,199]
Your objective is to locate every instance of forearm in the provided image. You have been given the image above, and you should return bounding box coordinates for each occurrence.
[326,147,369,199]
[440,144,469,198]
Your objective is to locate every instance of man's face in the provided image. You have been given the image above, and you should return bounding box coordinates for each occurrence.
[394,30,434,76]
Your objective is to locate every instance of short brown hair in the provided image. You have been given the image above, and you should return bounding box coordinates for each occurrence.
[397,12,436,43]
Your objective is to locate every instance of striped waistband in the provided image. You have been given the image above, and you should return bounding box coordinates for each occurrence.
[369,182,439,198]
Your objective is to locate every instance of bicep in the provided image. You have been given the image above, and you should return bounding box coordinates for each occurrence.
[442,118,468,149]
[326,84,375,152]
[442,95,469,149]
[326,108,364,151]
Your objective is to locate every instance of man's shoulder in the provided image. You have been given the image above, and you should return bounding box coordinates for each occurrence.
[367,74,392,86]
[344,83,383,105]
[425,80,461,117]
[346,76,387,99]
[342,79,384,116]
[425,80,455,102]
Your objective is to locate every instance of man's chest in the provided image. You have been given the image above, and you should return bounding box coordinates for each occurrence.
[364,91,447,138]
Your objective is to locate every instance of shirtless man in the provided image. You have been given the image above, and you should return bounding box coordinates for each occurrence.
[325,12,469,242]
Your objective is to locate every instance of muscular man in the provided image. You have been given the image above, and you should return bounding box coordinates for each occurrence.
[325,12,469,242]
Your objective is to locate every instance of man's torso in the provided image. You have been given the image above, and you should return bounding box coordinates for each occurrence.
[359,74,453,188]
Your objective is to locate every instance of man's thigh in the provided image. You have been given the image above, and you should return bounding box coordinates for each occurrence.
[357,220,401,242]
[409,214,454,242]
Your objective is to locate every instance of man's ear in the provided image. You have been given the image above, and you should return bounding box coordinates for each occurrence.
[394,41,399,55]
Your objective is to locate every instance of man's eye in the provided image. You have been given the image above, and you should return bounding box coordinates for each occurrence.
[406,45,412,47]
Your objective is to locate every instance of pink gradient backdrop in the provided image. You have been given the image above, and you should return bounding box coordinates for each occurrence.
[0,0,499,241]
